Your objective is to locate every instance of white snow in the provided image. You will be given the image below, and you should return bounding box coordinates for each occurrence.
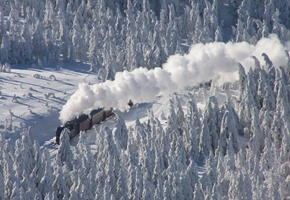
[1,39,290,200]
[60,35,288,123]
[2,35,288,149]
[0,66,100,145]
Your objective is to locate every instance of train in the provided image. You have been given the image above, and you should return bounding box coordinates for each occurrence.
[57,107,114,143]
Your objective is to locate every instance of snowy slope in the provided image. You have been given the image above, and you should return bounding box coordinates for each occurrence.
[0,64,221,156]
[0,64,236,153]
[2,59,290,199]
[0,66,100,145]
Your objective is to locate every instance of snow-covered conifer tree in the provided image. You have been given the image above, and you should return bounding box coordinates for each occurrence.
[20,21,33,64]
[249,107,264,156]
[203,0,218,42]
[10,181,22,200]
[7,4,22,64]
[262,53,275,88]
[88,24,101,72]
[75,132,95,175]
[257,68,268,109]
[275,69,289,118]
[163,179,173,200]
[166,99,181,141]
[3,142,17,199]
[238,63,247,101]
[184,115,199,162]
[174,135,187,169]
[102,176,114,200]
[153,177,163,200]
[29,141,43,188]
[263,0,275,31]
[13,131,35,180]
[152,145,165,191]
[239,73,257,130]
[142,176,154,200]
[71,14,84,61]
[210,184,219,200]
[204,96,220,154]
[52,165,70,200]
[56,128,73,169]
[228,171,246,199]
[186,100,201,136]
[116,168,128,199]
[0,6,4,37]
[198,117,211,162]
[134,118,148,147]
[0,161,4,200]
[193,181,205,199]
[248,67,259,106]
[216,155,228,197]
[127,165,136,199]
[38,149,54,199]
[0,132,5,162]
[132,165,143,200]
[261,72,276,112]
[173,95,185,131]
[44,191,58,200]
[220,103,240,155]
[225,134,236,171]
[32,19,47,65]
[184,158,198,197]
[0,32,10,64]
[215,26,223,42]
[57,13,70,62]
[264,170,281,199]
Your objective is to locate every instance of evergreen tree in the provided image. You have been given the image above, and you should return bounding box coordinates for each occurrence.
[198,117,211,162]
[88,24,101,73]
[193,181,205,199]
[163,179,173,200]
[238,63,247,101]
[3,142,16,199]
[204,96,220,154]
[264,0,275,31]
[173,94,185,132]
[56,128,74,169]
[249,106,264,155]
[186,100,201,136]
[38,150,54,199]
[0,32,10,64]
[220,102,240,155]
[0,167,4,200]
[52,165,70,200]
[228,171,247,199]
[71,14,84,61]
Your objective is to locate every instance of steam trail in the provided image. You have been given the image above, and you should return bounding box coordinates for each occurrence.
[60,34,288,122]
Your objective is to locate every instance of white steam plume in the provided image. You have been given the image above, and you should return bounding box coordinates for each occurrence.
[60,34,288,122]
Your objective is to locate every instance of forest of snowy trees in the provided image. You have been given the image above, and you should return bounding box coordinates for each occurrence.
[1,62,290,199]
[1,0,290,79]
[1,0,290,199]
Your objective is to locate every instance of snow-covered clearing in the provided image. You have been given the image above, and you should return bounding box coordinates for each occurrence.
[0,64,221,157]
[0,66,100,145]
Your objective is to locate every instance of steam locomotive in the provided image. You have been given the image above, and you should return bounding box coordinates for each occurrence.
[56,107,114,144]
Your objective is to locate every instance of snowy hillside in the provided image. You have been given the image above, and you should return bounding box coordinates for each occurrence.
[2,54,290,199]
[0,65,100,145]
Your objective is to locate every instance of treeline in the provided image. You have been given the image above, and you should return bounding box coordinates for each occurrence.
[0,0,289,80]
[1,55,290,199]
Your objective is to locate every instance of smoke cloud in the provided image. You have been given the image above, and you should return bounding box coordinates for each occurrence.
[60,34,288,122]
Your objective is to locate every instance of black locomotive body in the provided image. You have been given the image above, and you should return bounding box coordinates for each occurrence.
[62,107,114,140]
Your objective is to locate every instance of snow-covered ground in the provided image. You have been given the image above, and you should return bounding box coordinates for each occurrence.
[3,60,290,199]
[0,64,216,152]
[0,66,101,145]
